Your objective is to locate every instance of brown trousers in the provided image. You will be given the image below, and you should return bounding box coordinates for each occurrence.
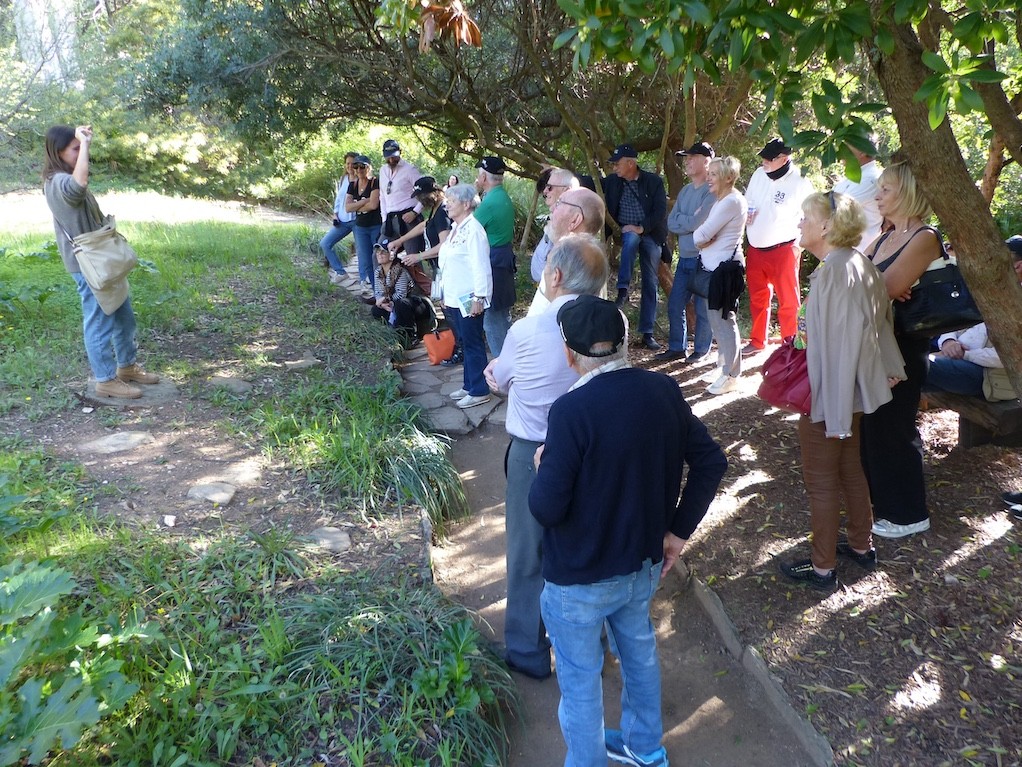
[798,413,873,571]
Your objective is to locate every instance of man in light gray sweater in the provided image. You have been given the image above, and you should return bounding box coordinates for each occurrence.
[658,142,716,362]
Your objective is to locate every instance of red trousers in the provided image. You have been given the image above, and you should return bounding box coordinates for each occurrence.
[746,242,800,347]
[798,414,873,571]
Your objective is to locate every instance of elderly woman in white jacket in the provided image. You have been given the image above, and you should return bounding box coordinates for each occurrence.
[779,191,905,592]
[438,183,493,409]
[693,156,748,396]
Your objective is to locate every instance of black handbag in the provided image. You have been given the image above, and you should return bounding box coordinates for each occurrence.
[894,244,981,338]
[688,260,712,297]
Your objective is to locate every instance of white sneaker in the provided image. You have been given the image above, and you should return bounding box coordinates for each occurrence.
[449,388,468,400]
[456,393,491,409]
[706,374,739,395]
[871,518,930,538]
[328,269,346,285]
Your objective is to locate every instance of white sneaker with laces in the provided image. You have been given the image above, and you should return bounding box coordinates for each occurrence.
[449,388,468,400]
[706,374,739,395]
[456,393,491,409]
[871,518,930,538]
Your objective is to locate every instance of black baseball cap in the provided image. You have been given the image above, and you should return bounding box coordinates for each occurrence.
[758,138,794,160]
[675,142,715,158]
[353,154,371,166]
[1006,235,1022,259]
[608,144,639,162]
[475,156,507,174]
[412,176,440,196]
[383,139,401,158]
[557,295,626,358]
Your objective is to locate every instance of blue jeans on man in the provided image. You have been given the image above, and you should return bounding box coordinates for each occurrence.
[540,559,665,767]
[72,273,138,382]
[666,257,711,356]
[924,357,985,397]
[319,220,355,272]
[618,231,662,335]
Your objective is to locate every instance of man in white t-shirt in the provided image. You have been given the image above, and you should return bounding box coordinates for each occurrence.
[832,140,883,251]
[743,138,814,354]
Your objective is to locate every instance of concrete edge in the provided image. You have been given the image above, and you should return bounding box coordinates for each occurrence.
[691,578,835,767]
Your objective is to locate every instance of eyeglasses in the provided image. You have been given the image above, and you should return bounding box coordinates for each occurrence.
[353,164,367,170]
[387,180,393,194]
[544,183,568,193]
[554,199,584,221]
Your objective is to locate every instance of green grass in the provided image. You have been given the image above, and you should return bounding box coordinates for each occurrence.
[0,209,497,765]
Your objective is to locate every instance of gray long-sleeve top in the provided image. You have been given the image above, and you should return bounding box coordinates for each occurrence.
[667,181,714,260]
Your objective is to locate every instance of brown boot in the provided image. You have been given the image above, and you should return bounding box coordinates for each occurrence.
[96,378,142,399]
[117,364,160,385]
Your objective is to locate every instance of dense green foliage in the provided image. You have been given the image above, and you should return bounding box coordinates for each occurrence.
[0,446,515,765]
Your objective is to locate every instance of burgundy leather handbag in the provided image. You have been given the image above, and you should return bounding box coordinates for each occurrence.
[757,337,811,416]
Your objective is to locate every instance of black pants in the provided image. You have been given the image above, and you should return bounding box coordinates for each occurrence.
[370,301,417,345]
[860,334,930,525]
[383,209,425,254]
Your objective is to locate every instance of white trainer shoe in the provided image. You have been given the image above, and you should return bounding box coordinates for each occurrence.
[706,374,739,395]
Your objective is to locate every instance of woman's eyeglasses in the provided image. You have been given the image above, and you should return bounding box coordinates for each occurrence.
[353,163,367,170]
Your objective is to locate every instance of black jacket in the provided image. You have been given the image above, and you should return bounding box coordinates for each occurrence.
[601,170,668,244]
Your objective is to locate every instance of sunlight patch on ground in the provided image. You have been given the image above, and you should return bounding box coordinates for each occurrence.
[889,660,943,712]
[688,469,773,544]
[670,694,734,736]
[938,513,1014,573]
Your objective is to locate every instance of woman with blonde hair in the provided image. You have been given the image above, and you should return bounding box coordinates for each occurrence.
[693,155,748,395]
[779,191,905,590]
[345,155,382,298]
[860,162,942,538]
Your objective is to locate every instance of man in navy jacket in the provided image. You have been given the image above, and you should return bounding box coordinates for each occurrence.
[529,295,726,767]
[601,144,668,350]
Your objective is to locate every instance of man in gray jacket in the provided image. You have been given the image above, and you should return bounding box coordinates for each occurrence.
[658,142,716,362]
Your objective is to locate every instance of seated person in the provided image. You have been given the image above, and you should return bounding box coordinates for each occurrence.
[370,240,417,344]
[924,236,1022,396]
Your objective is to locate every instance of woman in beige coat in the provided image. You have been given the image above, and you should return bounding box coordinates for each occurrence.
[779,191,905,591]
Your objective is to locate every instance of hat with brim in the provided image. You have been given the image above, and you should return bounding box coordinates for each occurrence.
[382,139,401,158]
[1006,235,1022,259]
[353,155,371,166]
[475,156,506,174]
[608,144,638,162]
[758,138,794,160]
[412,176,440,196]
[557,295,626,358]
[675,142,715,158]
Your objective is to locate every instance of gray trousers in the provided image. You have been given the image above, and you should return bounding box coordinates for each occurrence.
[504,436,552,675]
[709,308,741,378]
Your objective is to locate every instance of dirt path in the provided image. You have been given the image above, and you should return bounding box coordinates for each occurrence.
[433,423,822,767]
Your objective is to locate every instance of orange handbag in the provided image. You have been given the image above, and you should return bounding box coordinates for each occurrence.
[422,328,456,365]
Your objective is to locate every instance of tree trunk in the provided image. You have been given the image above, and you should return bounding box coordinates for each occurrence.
[979,134,1007,205]
[869,13,1022,397]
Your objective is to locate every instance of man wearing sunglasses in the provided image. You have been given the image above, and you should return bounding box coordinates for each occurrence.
[379,139,426,259]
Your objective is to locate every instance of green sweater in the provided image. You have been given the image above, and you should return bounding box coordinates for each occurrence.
[474,185,515,248]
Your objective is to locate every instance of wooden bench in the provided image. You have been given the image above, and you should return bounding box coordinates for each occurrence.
[923,391,1022,448]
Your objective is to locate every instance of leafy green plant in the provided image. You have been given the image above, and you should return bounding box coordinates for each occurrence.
[0,559,150,766]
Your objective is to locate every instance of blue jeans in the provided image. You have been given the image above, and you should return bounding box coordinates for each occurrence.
[483,306,512,357]
[353,223,381,285]
[319,220,354,271]
[667,258,711,354]
[924,356,984,397]
[541,559,665,767]
[72,273,138,382]
[447,308,488,396]
[618,232,661,334]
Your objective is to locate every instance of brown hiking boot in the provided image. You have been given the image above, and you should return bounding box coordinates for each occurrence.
[117,364,160,385]
[96,378,143,399]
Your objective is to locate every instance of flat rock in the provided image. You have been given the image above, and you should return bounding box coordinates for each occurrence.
[80,431,155,455]
[284,352,322,370]
[427,407,473,435]
[307,526,352,553]
[186,482,237,505]
[209,376,254,394]
[405,371,444,386]
[488,400,507,426]
[86,379,179,407]
[463,396,501,427]
[409,392,447,410]
[401,381,433,395]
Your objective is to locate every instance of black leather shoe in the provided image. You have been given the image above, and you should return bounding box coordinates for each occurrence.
[642,334,662,351]
[614,288,628,307]
[1002,490,1022,507]
[654,349,686,361]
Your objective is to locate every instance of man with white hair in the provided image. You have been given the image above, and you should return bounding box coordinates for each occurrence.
[527,187,607,316]
[530,295,726,767]
[531,168,581,283]
[483,233,610,681]
[474,156,517,356]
